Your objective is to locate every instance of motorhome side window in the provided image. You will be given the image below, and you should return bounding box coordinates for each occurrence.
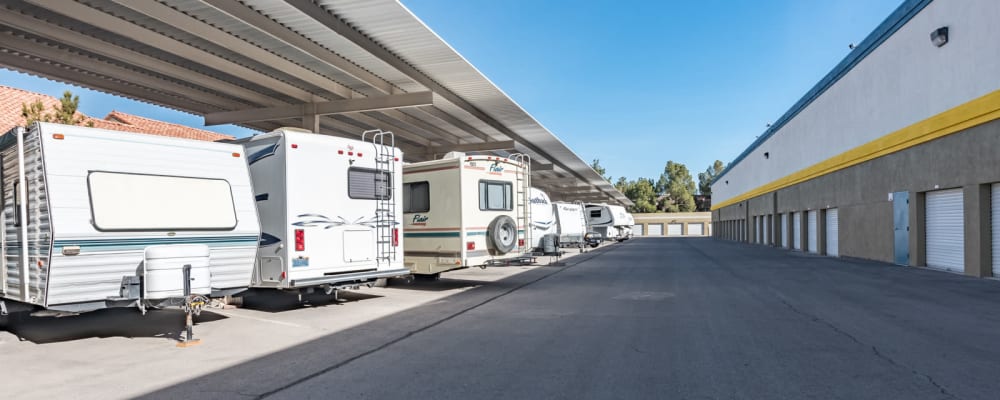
[348,167,392,200]
[479,180,512,211]
[590,210,601,218]
[87,172,238,231]
[403,181,430,213]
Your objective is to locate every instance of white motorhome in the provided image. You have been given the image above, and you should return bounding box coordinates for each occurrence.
[402,152,535,276]
[528,187,558,252]
[552,201,588,247]
[586,203,631,242]
[238,129,409,293]
[0,123,260,316]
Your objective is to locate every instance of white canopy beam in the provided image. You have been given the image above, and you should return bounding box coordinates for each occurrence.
[204,92,434,126]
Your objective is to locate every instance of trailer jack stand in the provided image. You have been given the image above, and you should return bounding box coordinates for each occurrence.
[176,264,205,348]
[176,309,201,348]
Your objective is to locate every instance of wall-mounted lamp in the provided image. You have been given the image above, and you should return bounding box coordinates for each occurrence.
[930,26,948,47]
[725,180,729,185]
[764,152,770,159]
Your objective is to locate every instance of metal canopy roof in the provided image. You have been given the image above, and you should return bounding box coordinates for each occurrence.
[0,0,631,206]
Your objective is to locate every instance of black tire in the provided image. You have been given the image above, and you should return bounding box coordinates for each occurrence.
[487,215,518,254]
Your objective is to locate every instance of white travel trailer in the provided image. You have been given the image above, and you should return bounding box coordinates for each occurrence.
[552,201,588,247]
[402,152,535,276]
[586,203,632,242]
[237,128,409,293]
[528,187,558,252]
[0,123,260,317]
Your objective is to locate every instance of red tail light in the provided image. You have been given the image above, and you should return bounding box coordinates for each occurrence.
[294,229,305,251]
[466,241,475,250]
[392,228,399,247]
[518,239,525,247]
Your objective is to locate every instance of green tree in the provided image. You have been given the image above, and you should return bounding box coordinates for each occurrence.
[657,161,696,212]
[624,178,658,213]
[697,160,725,195]
[20,90,93,127]
[590,158,610,182]
[20,99,47,126]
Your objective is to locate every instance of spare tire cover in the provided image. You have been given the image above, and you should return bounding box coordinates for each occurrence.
[487,215,518,254]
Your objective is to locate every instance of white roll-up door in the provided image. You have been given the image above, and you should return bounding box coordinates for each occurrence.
[793,212,802,250]
[992,184,1000,276]
[753,217,759,243]
[632,225,644,236]
[826,209,839,257]
[781,214,789,248]
[667,223,683,236]
[687,223,704,236]
[648,223,663,236]
[926,189,964,272]
[807,210,818,253]
[763,216,769,245]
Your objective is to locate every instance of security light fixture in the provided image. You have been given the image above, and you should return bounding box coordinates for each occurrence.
[764,152,770,159]
[931,27,949,47]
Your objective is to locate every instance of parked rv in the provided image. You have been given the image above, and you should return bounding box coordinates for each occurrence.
[402,152,535,276]
[586,203,632,242]
[237,128,409,295]
[528,187,560,254]
[552,201,588,248]
[0,123,261,317]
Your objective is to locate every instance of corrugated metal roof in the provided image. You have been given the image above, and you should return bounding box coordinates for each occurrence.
[0,0,630,205]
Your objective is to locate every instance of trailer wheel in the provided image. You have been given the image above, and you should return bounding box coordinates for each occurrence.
[487,215,518,254]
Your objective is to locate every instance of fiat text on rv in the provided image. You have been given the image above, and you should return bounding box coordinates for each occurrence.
[402,152,536,276]
[0,123,260,324]
[237,128,408,296]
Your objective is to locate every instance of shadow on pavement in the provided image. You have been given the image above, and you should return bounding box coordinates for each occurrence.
[0,307,227,344]
[239,289,384,313]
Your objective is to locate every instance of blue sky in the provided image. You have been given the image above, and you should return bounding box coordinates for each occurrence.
[1,0,902,182]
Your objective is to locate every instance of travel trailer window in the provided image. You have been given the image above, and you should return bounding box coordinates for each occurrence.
[590,210,602,218]
[88,172,237,231]
[348,167,392,200]
[479,180,512,211]
[404,181,430,213]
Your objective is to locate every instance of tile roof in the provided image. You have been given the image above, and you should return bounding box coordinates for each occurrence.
[0,85,233,141]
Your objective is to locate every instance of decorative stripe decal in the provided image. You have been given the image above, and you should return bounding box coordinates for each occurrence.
[713,88,1000,210]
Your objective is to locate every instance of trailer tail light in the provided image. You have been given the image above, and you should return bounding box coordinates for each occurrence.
[291,144,298,149]
[52,133,65,140]
[518,239,525,247]
[294,229,305,251]
[394,157,399,161]
[338,150,344,155]
[466,241,475,251]
[280,271,286,280]
[348,151,354,156]
[357,152,363,157]
[392,228,399,247]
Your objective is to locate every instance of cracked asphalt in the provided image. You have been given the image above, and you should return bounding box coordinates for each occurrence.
[139,237,1000,399]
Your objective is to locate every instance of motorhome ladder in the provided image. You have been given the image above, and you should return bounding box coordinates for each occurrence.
[510,153,531,253]
[363,129,397,266]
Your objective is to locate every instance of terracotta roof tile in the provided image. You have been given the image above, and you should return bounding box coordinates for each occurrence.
[0,85,233,141]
